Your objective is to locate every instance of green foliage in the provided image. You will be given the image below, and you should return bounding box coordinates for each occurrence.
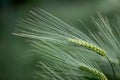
[15,8,120,80]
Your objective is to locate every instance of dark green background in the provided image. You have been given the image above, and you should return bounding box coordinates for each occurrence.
[0,0,120,80]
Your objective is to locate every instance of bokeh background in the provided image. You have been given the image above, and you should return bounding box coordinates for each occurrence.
[0,0,120,80]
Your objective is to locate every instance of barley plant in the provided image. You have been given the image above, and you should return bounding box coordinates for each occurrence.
[14,8,120,80]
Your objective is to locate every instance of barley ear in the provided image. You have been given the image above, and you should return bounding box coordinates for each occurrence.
[68,38,107,57]
[79,65,108,80]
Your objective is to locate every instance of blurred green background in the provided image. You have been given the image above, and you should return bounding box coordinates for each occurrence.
[0,0,120,80]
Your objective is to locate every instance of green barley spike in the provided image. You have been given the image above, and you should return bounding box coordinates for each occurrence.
[68,38,107,57]
[79,65,108,80]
